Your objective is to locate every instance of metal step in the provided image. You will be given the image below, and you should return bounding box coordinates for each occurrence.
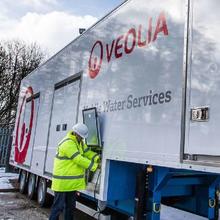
[76,201,111,220]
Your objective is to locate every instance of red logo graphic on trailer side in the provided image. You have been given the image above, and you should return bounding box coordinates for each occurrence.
[88,11,168,79]
[15,87,34,164]
[88,41,103,79]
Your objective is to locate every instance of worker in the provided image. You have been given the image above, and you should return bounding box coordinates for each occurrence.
[49,123,100,220]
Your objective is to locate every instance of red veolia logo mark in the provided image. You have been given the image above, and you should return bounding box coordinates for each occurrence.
[15,87,34,164]
[88,40,103,79]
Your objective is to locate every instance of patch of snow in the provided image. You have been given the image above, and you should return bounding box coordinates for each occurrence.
[161,205,207,220]
[0,168,18,190]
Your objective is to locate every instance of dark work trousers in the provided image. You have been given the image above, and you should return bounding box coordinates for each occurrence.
[49,191,76,220]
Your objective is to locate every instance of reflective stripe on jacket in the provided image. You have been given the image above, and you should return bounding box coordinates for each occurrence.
[51,131,99,192]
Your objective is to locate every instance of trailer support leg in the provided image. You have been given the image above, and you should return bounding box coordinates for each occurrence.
[208,177,220,220]
[134,169,146,220]
[149,192,161,220]
[146,167,172,220]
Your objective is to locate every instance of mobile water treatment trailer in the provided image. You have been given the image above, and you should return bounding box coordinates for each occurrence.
[10,0,220,219]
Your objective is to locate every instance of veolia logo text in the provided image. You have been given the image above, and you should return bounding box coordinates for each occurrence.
[88,11,169,79]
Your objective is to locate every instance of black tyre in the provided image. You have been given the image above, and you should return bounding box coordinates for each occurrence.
[37,177,52,207]
[27,174,36,199]
[19,170,27,194]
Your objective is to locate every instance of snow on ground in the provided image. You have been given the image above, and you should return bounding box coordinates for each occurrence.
[0,167,18,191]
[161,205,207,220]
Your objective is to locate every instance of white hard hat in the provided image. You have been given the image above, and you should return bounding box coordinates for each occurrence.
[72,123,88,139]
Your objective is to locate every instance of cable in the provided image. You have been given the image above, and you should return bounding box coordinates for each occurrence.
[94,169,101,199]
[93,169,101,219]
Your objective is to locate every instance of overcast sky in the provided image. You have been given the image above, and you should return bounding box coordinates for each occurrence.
[0,0,123,56]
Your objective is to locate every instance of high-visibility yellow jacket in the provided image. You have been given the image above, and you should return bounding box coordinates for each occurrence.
[51,131,100,192]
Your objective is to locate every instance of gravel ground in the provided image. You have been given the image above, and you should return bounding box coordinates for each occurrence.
[0,192,95,220]
[0,192,49,220]
[0,168,208,220]
[0,168,95,220]
[0,191,209,220]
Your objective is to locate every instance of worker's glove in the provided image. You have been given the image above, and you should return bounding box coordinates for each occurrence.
[96,156,101,163]
[94,154,101,163]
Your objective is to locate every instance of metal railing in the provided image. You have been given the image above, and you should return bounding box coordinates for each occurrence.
[0,125,14,170]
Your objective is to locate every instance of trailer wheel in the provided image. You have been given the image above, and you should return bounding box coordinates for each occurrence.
[28,174,36,199]
[37,177,52,207]
[19,170,27,194]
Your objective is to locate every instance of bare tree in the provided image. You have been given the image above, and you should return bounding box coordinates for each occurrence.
[0,40,45,125]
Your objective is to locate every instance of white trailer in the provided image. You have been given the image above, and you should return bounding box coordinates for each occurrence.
[10,0,220,219]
